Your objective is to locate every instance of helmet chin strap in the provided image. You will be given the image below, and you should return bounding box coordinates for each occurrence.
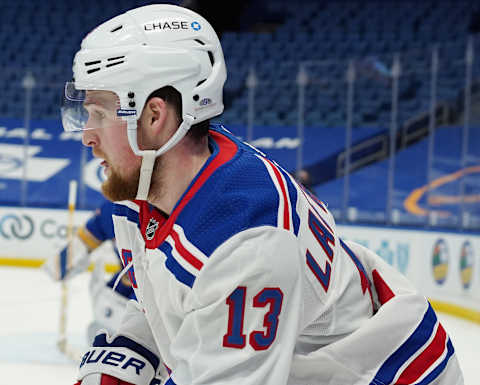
[126,115,195,201]
[136,150,157,201]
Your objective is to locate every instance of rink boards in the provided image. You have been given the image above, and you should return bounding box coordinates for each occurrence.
[0,206,119,270]
[338,224,480,323]
[0,205,479,323]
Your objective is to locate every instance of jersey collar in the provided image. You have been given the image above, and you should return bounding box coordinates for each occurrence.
[137,129,238,248]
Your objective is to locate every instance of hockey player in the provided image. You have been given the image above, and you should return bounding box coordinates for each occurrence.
[43,199,135,343]
[61,4,464,385]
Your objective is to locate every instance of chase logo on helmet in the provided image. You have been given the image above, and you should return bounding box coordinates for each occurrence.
[144,20,191,31]
[191,21,201,31]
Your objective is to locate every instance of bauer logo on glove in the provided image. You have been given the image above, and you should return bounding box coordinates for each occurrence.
[80,349,146,375]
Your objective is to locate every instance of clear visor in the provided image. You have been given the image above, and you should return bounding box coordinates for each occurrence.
[61,82,126,132]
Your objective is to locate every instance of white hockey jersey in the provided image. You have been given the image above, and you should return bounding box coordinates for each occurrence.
[80,125,463,385]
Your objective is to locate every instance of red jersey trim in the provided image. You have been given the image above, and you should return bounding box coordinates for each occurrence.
[137,130,238,249]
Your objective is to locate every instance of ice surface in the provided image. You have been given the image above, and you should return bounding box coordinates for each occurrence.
[1,266,477,384]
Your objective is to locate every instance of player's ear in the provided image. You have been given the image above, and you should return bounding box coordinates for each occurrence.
[143,97,168,134]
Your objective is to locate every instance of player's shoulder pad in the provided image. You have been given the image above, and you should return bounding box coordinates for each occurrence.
[175,125,300,257]
[85,200,118,241]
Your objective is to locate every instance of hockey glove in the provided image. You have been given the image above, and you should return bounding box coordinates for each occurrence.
[76,332,160,385]
[74,373,134,385]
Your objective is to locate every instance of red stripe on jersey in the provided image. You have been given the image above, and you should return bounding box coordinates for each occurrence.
[150,130,238,248]
[317,213,334,238]
[396,323,447,384]
[265,158,290,230]
[340,241,374,313]
[170,229,203,270]
[309,192,328,213]
[372,269,395,305]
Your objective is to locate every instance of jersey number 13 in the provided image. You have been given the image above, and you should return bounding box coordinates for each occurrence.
[223,286,283,351]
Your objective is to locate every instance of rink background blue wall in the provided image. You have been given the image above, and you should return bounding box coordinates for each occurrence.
[0,204,478,324]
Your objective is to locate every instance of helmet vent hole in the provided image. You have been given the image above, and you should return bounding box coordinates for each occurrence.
[108,56,125,61]
[85,60,101,66]
[110,25,123,33]
[193,95,199,101]
[87,68,101,74]
[193,39,214,66]
[106,61,125,68]
[196,79,206,87]
[207,51,214,66]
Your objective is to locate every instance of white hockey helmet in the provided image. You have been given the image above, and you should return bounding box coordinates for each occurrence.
[62,4,227,199]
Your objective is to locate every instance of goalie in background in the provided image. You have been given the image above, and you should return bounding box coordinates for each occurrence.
[42,199,135,343]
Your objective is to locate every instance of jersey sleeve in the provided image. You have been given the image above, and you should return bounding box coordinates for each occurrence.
[290,240,464,385]
[43,202,116,280]
[84,200,116,244]
[165,226,303,385]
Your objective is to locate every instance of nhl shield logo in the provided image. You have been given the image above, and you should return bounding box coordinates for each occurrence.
[145,218,159,240]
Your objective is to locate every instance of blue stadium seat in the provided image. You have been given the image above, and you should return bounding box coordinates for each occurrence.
[0,0,474,130]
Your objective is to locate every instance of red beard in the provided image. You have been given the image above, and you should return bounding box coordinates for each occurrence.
[101,165,140,202]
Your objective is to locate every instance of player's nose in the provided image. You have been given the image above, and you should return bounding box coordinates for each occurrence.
[82,128,98,147]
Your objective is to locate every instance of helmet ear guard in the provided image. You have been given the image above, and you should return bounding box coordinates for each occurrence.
[66,4,227,200]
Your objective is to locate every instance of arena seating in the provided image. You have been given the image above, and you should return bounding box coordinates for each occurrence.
[0,0,477,127]
[1,0,479,227]
[314,125,480,227]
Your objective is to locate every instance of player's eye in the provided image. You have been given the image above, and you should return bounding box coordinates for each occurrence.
[94,110,106,119]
